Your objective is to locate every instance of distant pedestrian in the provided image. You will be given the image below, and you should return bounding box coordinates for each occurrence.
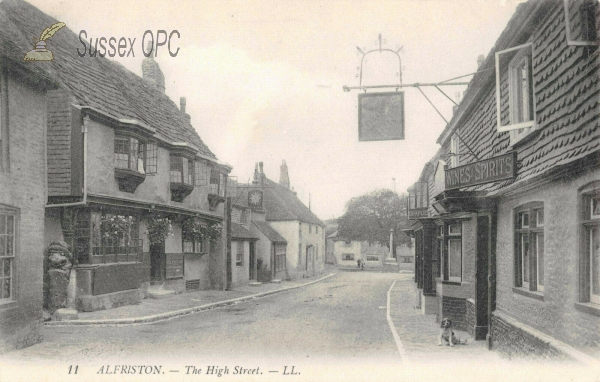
[357,259,362,269]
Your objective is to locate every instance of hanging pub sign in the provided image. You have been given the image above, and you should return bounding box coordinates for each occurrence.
[358,92,405,141]
[408,182,428,219]
[248,189,263,211]
[445,151,517,190]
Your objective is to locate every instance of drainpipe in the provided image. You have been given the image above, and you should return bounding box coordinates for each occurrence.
[45,115,88,208]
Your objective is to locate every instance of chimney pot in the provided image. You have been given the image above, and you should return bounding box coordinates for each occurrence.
[279,159,290,188]
[259,162,264,173]
[180,97,186,113]
[477,54,485,69]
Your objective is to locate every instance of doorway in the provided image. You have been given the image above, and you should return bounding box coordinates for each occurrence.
[249,242,256,280]
[150,242,165,284]
[475,214,492,340]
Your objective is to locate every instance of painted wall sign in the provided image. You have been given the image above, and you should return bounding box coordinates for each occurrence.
[358,92,405,141]
[445,151,516,190]
[408,208,429,219]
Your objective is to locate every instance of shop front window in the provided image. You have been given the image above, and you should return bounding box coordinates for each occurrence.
[581,184,600,306]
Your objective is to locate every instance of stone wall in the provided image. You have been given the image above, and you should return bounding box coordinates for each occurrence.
[438,295,467,331]
[491,313,569,361]
[466,299,476,337]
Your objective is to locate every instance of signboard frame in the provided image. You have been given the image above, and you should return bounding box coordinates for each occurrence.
[358,91,405,142]
[444,151,517,191]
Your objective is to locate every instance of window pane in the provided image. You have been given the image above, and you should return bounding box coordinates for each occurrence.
[522,234,530,284]
[448,239,461,280]
[114,138,129,169]
[0,236,5,257]
[170,156,183,183]
[6,215,13,235]
[187,160,194,185]
[3,258,10,278]
[2,278,10,299]
[129,138,139,171]
[592,197,600,219]
[183,241,194,253]
[535,209,544,227]
[182,158,189,185]
[0,215,5,234]
[137,142,145,174]
[145,142,157,174]
[449,224,461,235]
[591,227,600,297]
[520,212,529,228]
[6,236,12,256]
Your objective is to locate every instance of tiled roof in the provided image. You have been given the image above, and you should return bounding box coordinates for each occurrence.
[231,223,258,241]
[435,0,599,195]
[252,221,287,243]
[0,4,57,88]
[261,177,325,226]
[0,0,216,159]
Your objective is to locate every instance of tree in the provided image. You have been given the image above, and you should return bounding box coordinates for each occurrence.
[337,189,411,257]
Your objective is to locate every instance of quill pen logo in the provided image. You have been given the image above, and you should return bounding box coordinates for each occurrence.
[24,22,66,62]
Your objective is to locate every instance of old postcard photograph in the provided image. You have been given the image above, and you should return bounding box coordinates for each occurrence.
[0,0,599,381]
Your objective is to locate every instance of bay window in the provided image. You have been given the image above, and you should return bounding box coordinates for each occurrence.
[170,155,194,202]
[114,136,145,173]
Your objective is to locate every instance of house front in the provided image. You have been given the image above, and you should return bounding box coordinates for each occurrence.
[250,161,326,279]
[0,3,58,351]
[407,0,600,360]
[1,0,231,313]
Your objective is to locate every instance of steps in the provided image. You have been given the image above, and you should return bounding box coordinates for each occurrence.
[147,288,176,300]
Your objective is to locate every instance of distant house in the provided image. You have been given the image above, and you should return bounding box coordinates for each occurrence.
[246,161,326,279]
[0,3,58,351]
[0,0,231,313]
[327,231,412,270]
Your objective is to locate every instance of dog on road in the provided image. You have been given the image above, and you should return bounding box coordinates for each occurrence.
[438,317,467,346]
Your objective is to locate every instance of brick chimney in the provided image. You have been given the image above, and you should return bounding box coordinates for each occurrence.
[477,54,485,69]
[142,41,165,93]
[279,160,290,188]
[180,97,191,124]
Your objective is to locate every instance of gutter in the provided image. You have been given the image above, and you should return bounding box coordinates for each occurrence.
[45,115,89,208]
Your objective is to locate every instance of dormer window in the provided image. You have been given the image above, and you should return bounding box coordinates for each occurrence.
[170,155,194,202]
[114,135,146,193]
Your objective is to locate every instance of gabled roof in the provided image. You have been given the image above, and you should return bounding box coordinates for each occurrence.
[0,0,216,159]
[252,221,287,243]
[231,223,258,241]
[261,177,325,227]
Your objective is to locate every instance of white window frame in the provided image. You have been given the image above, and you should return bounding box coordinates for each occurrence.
[564,0,599,47]
[366,255,379,262]
[515,204,544,292]
[235,241,244,267]
[495,43,538,142]
[0,209,16,303]
[342,253,354,261]
[590,227,600,304]
[447,223,462,282]
[450,133,460,168]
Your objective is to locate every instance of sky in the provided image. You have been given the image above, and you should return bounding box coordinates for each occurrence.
[28,0,524,220]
